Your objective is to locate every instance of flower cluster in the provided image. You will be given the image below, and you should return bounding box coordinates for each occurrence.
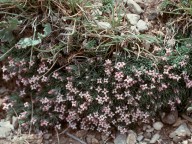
[1,42,192,135]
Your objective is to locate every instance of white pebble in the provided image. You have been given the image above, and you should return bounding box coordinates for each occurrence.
[153,122,164,131]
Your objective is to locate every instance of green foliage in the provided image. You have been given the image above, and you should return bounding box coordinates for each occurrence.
[17,23,52,48]
[0,17,21,42]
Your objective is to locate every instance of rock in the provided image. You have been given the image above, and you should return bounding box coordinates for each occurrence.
[146,128,154,133]
[126,0,144,14]
[169,123,191,138]
[188,137,192,143]
[134,0,144,3]
[143,138,150,142]
[142,125,148,131]
[127,131,137,144]
[137,135,144,142]
[144,132,152,139]
[0,98,3,107]
[69,138,82,144]
[43,133,52,140]
[161,110,178,125]
[150,133,160,143]
[94,133,101,141]
[126,14,140,25]
[173,117,187,127]
[139,142,147,144]
[96,21,112,29]
[101,134,108,142]
[12,134,43,144]
[12,116,18,129]
[147,10,158,20]
[130,26,139,34]
[0,87,7,95]
[86,134,95,144]
[76,130,87,138]
[153,122,163,131]
[92,138,99,144]
[114,134,126,144]
[182,140,188,144]
[0,121,13,138]
[136,20,148,32]
[172,136,183,143]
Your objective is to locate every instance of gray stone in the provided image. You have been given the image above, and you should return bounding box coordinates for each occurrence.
[0,121,13,138]
[76,130,87,137]
[139,142,147,144]
[97,21,112,29]
[169,123,191,138]
[172,136,182,143]
[12,116,18,129]
[150,133,160,143]
[153,122,164,131]
[144,132,152,139]
[146,128,154,133]
[0,98,3,107]
[101,134,108,142]
[137,135,144,142]
[143,138,150,142]
[86,134,95,144]
[114,134,126,144]
[182,140,188,144]
[126,0,144,14]
[0,87,7,95]
[161,110,178,125]
[43,133,52,140]
[92,138,99,144]
[148,13,158,21]
[136,20,148,32]
[127,131,137,144]
[147,125,151,129]
[143,125,147,131]
[126,14,140,25]
[130,26,139,34]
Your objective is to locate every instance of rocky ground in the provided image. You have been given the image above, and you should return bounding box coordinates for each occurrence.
[1,88,192,144]
[1,105,192,144]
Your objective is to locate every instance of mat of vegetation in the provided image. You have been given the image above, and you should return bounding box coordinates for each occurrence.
[0,0,192,135]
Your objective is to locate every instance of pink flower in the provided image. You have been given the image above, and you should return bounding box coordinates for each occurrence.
[41,76,48,82]
[9,59,14,67]
[104,59,112,66]
[2,103,13,110]
[24,102,29,107]
[114,72,124,82]
[29,60,35,67]
[114,62,126,70]
[1,65,7,72]
[2,74,10,81]
[97,78,102,84]
[103,78,108,83]
[20,90,26,96]
[40,120,49,126]
[52,72,59,79]
[37,63,48,74]
[96,86,102,93]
